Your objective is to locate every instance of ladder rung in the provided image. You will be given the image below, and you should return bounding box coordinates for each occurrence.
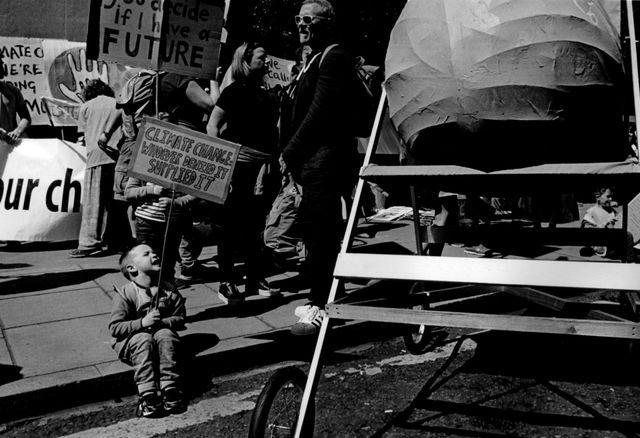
[325,305,640,339]
[360,163,640,195]
[334,253,640,291]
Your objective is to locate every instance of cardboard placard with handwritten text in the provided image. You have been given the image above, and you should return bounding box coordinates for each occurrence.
[128,117,239,204]
[87,0,223,78]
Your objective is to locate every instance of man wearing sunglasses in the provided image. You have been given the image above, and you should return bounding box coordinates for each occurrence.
[281,0,360,336]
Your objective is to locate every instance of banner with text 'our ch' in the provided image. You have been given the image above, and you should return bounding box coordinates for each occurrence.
[0,138,85,242]
[86,0,223,78]
[128,117,239,204]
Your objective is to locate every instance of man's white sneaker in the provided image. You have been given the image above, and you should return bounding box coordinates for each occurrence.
[294,304,312,318]
[291,305,325,336]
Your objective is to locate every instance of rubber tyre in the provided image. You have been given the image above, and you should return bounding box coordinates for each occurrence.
[248,366,315,438]
[402,282,446,355]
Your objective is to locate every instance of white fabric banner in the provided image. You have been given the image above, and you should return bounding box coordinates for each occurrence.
[0,138,85,241]
[0,36,131,126]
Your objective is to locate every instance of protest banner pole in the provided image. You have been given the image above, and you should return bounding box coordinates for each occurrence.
[155,186,176,306]
[626,0,640,148]
[42,99,66,142]
[155,69,161,121]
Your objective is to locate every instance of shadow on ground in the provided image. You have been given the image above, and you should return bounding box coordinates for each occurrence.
[183,320,406,399]
[0,269,119,295]
[186,292,309,323]
[370,332,640,438]
[0,241,76,253]
[0,364,22,386]
[0,264,31,270]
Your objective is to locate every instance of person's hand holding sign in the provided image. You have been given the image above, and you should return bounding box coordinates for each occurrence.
[152,185,171,197]
[142,309,161,328]
[150,185,173,209]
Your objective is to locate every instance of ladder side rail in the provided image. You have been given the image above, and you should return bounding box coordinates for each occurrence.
[294,90,389,438]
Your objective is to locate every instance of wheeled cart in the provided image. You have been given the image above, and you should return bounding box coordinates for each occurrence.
[248,1,640,436]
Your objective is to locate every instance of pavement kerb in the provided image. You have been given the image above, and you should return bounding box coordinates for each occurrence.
[0,316,404,424]
[0,325,288,424]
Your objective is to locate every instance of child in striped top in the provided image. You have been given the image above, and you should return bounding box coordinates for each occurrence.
[125,177,196,283]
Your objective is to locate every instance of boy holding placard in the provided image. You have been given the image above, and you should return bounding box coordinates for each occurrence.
[109,244,187,417]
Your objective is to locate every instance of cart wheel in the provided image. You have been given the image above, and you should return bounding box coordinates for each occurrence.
[403,282,446,355]
[248,366,315,438]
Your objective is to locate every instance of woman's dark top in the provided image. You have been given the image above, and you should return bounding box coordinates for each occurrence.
[216,80,279,155]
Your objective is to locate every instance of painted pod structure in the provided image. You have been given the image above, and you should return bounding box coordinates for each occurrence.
[385,0,628,170]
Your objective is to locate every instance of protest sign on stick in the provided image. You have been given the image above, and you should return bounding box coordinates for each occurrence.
[128,117,239,204]
[264,55,295,90]
[87,0,224,78]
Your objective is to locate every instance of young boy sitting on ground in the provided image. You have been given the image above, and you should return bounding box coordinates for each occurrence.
[109,244,187,418]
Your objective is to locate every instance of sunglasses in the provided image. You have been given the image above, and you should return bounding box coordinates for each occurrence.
[294,15,326,25]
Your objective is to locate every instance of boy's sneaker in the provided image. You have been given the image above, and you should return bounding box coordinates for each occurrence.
[291,304,325,336]
[246,278,281,297]
[162,387,187,415]
[218,282,244,305]
[136,392,163,418]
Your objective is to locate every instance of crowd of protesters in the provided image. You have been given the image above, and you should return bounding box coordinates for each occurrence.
[60,0,357,339]
[104,0,358,417]
[5,0,640,419]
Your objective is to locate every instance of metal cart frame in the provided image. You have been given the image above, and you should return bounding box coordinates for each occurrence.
[285,2,640,436]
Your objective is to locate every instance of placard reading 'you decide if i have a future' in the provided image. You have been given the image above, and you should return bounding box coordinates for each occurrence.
[87,0,224,78]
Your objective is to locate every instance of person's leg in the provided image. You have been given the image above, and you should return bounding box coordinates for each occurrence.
[136,217,180,284]
[108,199,135,251]
[124,332,164,417]
[154,328,186,413]
[124,332,157,396]
[112,170,136,246]
[177,220,203,279]
[161,220,183,284]
[98,165,116,248]
[291,176,342,335]
[73,167,104,254]
[216,200,236,283]
[244,194,281,296]
[216,170,256,303]
[303,188,342,307]
[154,328,182,390]
[135,216,157,247]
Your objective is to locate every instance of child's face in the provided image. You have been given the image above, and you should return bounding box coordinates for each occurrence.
[596,189,613,207]
[129,244,161,275]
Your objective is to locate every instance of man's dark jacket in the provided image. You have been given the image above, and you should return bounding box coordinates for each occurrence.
[282,45,358,185]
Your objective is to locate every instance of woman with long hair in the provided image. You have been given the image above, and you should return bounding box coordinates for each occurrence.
[207,42,280,303]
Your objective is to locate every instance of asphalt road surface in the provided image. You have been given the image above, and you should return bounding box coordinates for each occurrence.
[1,327,639,438]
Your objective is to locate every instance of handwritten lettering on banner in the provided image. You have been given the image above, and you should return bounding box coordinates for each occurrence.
[0,38,127,126]
[1,38,49,124]
[264,55,295,90]
[88,0,224,78]
[128,117,239,204]
[42,96,81,126]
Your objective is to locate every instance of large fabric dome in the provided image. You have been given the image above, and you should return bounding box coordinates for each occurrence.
[385,0,627,170]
